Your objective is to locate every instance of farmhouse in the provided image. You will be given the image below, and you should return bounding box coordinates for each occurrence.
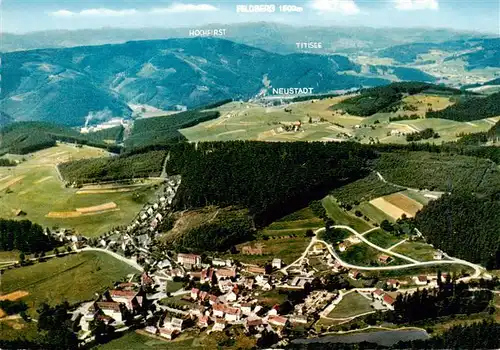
[414,275,428,285]
[94,302,124,323]
[246,266,266,275]
[198,316,210,328]
[109,289,143,311]
[386,279,400,289]
[348,269,361,280]
[378,255,392,264]
[213,304,225,318]
[373,289,384,300]
[383,294,396,310]
[212,318,226,332]
[225,306,242,322]
[159,328,178,340]
[272,258,283,269]
[268,315,288,327]
[216,268,237,279]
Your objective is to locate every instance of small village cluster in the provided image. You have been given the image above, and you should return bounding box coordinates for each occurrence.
[73,241,452,345]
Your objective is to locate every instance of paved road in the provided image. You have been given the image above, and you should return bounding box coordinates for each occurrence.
[336,225,420,264]
[316,230,483,281]
[79,247,144,272]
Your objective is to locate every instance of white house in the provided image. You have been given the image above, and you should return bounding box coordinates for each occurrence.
[272,258,283,269]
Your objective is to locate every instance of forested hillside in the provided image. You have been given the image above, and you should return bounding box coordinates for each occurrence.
[414,193,500,268]
[333,82,462,116]
[374,151,500,196]
[165,141,376,226]
[59,150,166,184]
[126,110,220,149]
[167,208,254,253]
[427,92,500,121]
[0,122,120,155]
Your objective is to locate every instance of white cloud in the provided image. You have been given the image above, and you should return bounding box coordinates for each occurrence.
[394,0,439,11]
[150,4,219,14]
[50,4,218,18]
[311,0,360,15]
[51,8,138,17]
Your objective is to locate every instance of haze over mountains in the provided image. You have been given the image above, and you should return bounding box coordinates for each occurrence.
[2,23,493,53]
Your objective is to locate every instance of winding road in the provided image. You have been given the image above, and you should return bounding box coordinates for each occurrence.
[282,225,484,280]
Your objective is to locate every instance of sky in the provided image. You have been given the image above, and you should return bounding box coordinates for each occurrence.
[2,0,499,34]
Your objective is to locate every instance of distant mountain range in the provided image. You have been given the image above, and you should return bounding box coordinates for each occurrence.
[2,37,440,127]
[377,38,500,68]
[2,23,492,54]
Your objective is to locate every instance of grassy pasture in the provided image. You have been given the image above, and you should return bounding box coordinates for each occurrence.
[322,196,372,233]
[356,202,395,224]
[338,243,380,266]
[0,145,159,236]
[392,241,439,262]
[364,229,403,249]
[0,252,138,315]
[327,291,373,319]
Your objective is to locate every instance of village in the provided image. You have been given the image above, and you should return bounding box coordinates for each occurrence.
[70,239,455,347]
[8,167,486,348]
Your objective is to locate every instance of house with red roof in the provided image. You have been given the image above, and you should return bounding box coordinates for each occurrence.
[383,294,396,310]
[268,315,288,327]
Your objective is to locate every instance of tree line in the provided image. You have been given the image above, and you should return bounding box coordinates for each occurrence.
[333,82,462,116]
[406,128,439,142]
[0,219,56,254]
[427,92,500,122]
[125,110,220,149]
[58,150,167,185]
[414,193,500,268]
[392,281,493,324]
[287,320,500,349]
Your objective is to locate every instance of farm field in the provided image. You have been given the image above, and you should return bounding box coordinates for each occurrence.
[369,192,424,220]
[0,145,160,236]
[180,97,495,144]
[0,252,139,316]
[322,196,372,232]
[262,209,324,237]
[364,229,403,249]
[330,173,401,206]
[327,291,373,319]
[400,190,432,206]
[356,202,395,224]
[392,241,439,262]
